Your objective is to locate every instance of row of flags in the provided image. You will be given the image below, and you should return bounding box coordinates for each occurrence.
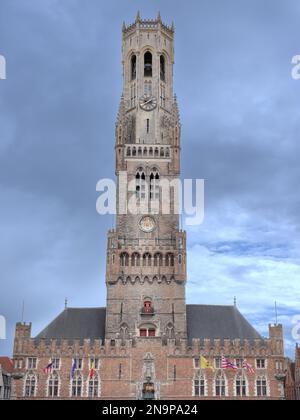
[43,361,95,379]
[43,356,254,377]
[200,356,255,374]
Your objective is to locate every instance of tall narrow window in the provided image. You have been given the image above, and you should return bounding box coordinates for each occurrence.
[88,373,99,398]
[160,55,166,81]
[131,253,140,267]
[131,55,137,80]
[120,253,129,267]
[154,253,163,267]
[71,373,82,398]
[215,374,226,397]
[143,253,152,267]
[194,376,206,397]
[150,169,160,201]
[146,119,150,134]
[166,253,175,267]
[24,374,36,397]
[235,375,247,397]
[136,169,146,201]
[256,376,267,396]
[144,52,152,77]
[48,373,59,398]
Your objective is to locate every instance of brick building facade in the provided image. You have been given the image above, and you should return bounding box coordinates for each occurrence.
[0,357,13,400]
[285,345,300,400]
[12,13,287,400]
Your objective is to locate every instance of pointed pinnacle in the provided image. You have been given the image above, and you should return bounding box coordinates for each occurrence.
[136,10,141,22]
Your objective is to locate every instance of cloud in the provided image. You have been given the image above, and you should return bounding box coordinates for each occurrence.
[0,0,299,359]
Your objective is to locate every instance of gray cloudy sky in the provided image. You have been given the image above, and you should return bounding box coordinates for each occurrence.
[0,0,299,357]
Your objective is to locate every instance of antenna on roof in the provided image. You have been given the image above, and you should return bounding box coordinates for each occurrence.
[65,298,68,310]
[234,296,237,307]
[275,301,278,325]
[21,300,25,323]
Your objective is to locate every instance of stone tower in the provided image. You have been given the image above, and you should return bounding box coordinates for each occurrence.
[105,13,187,341]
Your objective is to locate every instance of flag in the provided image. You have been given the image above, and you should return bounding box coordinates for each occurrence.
[242,360,255,374]
[221,356,238,370]
[89,361,95,380]
[200,356,215,371]
[71,360,77,378]
[43,362,53,374]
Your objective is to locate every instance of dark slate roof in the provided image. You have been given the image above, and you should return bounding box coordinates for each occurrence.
[35,308,106,340]
[35,305,262,343]
[186,304,262,342]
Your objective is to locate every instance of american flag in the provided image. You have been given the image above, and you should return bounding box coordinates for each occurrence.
[43,362,53,374]
[242,360,255,374]
[221,356,238,370]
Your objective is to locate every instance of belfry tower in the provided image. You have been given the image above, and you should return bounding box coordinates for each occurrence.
[105,13,187,341]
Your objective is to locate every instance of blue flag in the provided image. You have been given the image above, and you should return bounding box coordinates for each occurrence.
[71,360,77,378]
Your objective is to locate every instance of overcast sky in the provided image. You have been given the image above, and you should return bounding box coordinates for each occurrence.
[0,0,299,358]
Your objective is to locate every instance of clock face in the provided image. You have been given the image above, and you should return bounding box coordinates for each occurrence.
[139,95,157,111]
[139,216,156,233]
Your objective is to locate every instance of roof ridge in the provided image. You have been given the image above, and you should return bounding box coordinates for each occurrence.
[66,307,106,310]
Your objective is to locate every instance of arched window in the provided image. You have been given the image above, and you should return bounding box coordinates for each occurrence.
[215,373,226,397]
[88,373,100,398]
[143,253,152,267]
[71,373,83,397]
[155,148,159,157]
[143,147,148,156]
[194,374,206,397]
[136,169,146,201]
[138,147,142,157]
[160,148,165,157]
[144,52,153,77]
[149,147,153,157]
[178,254,182,265]
[160,55,166,81]
[235,375,247,397]
[24,374,36,397]
[131,55,137,80]
[256,376,267,397]
[120,253,129,267]
[154,253,163,267]
[127,148,131,157]
[132,147,137,157]
[131,252,140,267]
[166,253,175,267]
[165,148,170,158]
[150,169,160,201]
[48,373,59,398]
